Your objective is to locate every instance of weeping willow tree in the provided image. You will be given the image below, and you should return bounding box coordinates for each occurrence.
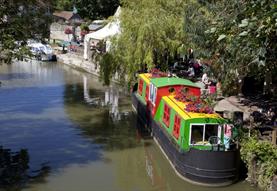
[100,0,215,86]
[101,0,189,86]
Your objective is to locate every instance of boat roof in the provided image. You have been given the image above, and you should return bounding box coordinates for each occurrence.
[163,95,222,120]
[138,73,200,89]
[151,77,200,88]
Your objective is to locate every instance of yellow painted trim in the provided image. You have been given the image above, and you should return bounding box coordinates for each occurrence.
[138,73,151,85]
[163,97,191,120]
[163,95,221,120]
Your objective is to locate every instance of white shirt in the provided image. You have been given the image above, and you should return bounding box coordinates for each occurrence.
[202,73,209,84]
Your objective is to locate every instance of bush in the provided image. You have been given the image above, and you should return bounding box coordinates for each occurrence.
[241,137,277,190]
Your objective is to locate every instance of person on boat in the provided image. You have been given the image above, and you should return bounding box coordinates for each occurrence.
[224,124,233,150]
[202,72,212,87]
[188,48,194,60]
[187,65,195,77]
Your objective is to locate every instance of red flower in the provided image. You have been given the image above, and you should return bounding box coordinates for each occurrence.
[81,30,88,37]
[64,28,73,34]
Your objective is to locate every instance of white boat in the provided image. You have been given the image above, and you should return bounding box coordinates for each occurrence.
[28,42,55,61]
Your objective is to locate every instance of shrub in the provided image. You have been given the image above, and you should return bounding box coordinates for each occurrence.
[241,137,277,190]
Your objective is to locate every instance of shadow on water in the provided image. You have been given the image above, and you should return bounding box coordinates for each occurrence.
[0,146,50,190]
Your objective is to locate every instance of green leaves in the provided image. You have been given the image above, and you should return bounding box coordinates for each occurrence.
[201,0,277,95]
[238,19,249,28]
[241,137,277,190]
[217,34,226,41]
[105,0,187,85]
[238,31,248,36]
[0,0,53,63]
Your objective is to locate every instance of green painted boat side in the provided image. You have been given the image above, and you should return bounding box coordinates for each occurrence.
[154,98,226,151]
[137,76,147,104]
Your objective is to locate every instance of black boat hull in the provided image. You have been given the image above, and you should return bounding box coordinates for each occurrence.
[132,93,240,186]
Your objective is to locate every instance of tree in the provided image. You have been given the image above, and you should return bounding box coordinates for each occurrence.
[53,0,72,11]
[53,0,120,20]
[76,0,120,20]
[102,0,187,86]
[203,0,277,95]
[0,0,53,63]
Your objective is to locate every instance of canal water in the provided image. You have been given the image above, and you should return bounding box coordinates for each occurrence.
[0,62,257,191]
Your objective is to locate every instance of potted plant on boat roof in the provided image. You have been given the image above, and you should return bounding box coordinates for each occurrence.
[174,87,214,114]
[150,68,167,78]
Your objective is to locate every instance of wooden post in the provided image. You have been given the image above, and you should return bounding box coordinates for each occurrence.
[272,129,276,145]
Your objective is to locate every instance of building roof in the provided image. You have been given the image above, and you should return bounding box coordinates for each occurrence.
[150,77,200,88]
[53,11,82,22]
[53,11,73,20]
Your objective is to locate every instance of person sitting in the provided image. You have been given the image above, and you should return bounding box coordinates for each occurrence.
[173,61,179,69]
[266,107,276,126]
[187,65,195,77]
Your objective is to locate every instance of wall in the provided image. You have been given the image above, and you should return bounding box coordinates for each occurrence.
[57,53,120,83]
[50,22,81,41]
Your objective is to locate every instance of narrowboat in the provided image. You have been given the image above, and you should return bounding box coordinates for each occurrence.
[132,70,240,186]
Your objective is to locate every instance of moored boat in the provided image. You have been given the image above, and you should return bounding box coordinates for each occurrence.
[132,70,240,186]
[27,42,56,61]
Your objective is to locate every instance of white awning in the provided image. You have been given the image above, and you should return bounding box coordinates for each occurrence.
[84,6,121,59]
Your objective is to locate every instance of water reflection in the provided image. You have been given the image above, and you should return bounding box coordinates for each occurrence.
[64,83,140,151]
[83,75,127,121]
[0,146,49,190]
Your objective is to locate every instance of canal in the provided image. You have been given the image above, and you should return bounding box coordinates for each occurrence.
[0,62,257,191]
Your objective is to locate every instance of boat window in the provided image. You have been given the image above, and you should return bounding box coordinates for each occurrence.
[149,83,157,105]
[138,79,143,95]
[173,115,181,139]
[204,124,219,142]
[145,85,149,101]
[190,124,221,145]
[163,104,171,127]
[190,125,204,144]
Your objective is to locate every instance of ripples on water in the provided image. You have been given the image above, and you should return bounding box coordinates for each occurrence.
[0,61,256,191]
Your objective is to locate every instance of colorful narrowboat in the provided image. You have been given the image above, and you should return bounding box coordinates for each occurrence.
[132,71,240,186]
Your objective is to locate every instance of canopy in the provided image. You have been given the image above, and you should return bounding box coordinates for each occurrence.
[84,6,121,59]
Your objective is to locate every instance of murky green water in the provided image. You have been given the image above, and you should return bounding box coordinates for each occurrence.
[0,61,257,191]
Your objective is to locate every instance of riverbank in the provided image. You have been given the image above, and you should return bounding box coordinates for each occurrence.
[56,53,100,77]
[56,52,121,84]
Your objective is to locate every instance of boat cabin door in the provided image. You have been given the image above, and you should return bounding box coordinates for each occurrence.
[149,83,157,114]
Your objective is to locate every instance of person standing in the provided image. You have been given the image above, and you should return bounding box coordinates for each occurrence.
[202,73,211,87]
